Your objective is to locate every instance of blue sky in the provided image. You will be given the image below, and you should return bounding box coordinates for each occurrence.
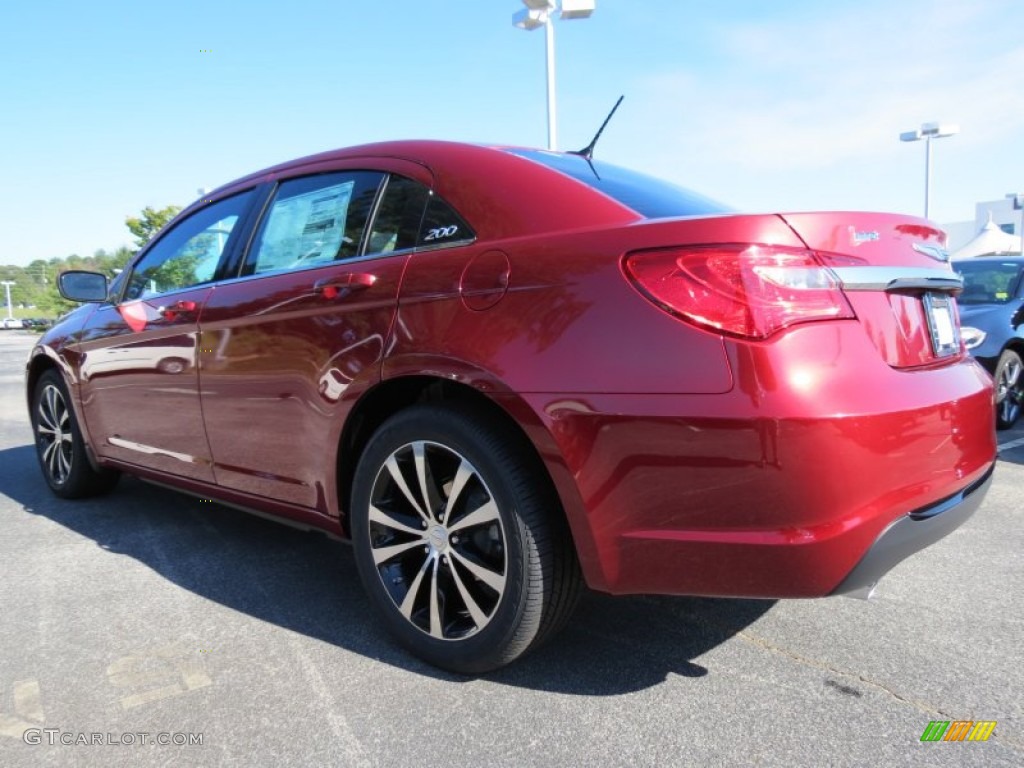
[1,0,1021,265]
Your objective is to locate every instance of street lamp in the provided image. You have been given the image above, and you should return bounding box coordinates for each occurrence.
[1,281,15,320]
[899,121,959,220]
[513,0,596,150]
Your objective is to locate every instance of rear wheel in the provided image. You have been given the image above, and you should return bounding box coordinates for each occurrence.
[31,369,120,498]
[349,403,582,674]
[995,349,1023,430]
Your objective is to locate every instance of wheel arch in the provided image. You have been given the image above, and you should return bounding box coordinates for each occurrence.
[335,374,603,587]
[25,349,60,412]
[26,350,105,474]
[1002,337,1024,359]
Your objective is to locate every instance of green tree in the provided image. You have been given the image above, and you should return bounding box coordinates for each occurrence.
[0,204,184,320]
[25,260,51,288]
[125,205,181,250]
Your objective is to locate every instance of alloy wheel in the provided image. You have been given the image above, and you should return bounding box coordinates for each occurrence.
[366,440,507,641]
[996,351,1023,427]
[36,383,73,485]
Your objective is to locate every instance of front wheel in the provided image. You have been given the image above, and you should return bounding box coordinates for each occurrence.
[31,369,120,498]
[349,403,582,674]
[995,349,1023,430]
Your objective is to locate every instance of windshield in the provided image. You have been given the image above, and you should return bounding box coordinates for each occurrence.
[954,261,1024,304]
[506,148,733,219]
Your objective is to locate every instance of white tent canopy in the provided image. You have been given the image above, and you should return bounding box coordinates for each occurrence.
[952,213,1022,259]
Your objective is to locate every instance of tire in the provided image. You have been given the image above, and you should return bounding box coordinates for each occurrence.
[349,403,582,674]
[31,369,120,499]
[994,349,1023,430]
[157,357,188,375]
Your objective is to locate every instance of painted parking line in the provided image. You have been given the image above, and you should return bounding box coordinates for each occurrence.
[0,679,44,740]
[107,644,212,710]
[997,436,1024,452]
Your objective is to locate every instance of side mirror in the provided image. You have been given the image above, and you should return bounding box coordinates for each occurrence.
[58,270,109,303]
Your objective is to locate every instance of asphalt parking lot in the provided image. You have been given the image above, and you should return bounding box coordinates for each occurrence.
[1,330,1021,767]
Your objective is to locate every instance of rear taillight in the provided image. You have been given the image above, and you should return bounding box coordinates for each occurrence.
[623,244,855,339]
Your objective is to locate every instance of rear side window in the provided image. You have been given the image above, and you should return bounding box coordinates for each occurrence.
[418,195,474,247]
[365,176,430,255]
[244,171,383,275]
[505,148,733,219]
[364,175,475,255]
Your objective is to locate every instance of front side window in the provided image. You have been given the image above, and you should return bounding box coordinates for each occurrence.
[124,192,253,300]
[244,172,383,275]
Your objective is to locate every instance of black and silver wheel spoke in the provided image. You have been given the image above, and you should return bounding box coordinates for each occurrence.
[447,556,489,628]
[368,440,507,640]
[442,460,474,521]
[384,454,430,523]
[449,548,506,593]
[398,556,433,622]
[448,499,500,534]
[428,559,443,638]
[371,538,427,566]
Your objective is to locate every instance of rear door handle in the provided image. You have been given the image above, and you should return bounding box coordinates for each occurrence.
[315,273,378,299]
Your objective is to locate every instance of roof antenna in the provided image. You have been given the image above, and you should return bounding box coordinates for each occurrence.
[572,95,624,160]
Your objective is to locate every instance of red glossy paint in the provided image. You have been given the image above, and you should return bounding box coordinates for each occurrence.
[76,286,215,482]
[28,140,996,603]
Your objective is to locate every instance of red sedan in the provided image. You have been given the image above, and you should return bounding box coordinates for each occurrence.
[27,141,996,673]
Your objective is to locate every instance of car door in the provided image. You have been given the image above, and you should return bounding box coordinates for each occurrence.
[198,165,432,510]
[76,190,256,482]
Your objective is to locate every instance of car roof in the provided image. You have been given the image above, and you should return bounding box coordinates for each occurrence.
[186,141,642,241]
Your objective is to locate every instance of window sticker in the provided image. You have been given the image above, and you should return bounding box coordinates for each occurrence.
[256,181,355,272]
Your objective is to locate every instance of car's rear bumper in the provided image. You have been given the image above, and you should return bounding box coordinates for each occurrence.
[829,464,993,597]
[523,324,997,598]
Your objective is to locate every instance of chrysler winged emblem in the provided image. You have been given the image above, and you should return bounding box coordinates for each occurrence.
[912,243,950,262]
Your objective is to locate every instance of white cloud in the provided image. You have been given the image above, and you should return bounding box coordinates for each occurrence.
[639,0,1023,168]
[610,0,1024,220]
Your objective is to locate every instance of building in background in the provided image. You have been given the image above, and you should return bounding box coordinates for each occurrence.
[945,198,1023,255]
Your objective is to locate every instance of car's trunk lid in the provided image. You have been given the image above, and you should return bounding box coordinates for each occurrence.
[780,212,962,368]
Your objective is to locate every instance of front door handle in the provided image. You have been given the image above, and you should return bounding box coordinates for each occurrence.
[315,273,378,299]
[347,273,377,288]
[159,300,197,319]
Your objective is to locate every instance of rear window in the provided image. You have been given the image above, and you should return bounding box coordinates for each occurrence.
[954,261,1024,304]
[506,148,733,219]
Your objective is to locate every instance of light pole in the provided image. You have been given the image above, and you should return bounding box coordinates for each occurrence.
[513,0,595,150]
[1,281,15,320]
[899,122,959,220]
[1006,193,1024,254]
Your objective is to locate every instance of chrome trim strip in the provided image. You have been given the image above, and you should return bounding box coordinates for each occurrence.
[108,436,199,464]
[203,238,478,291]
[830,267,962,292]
